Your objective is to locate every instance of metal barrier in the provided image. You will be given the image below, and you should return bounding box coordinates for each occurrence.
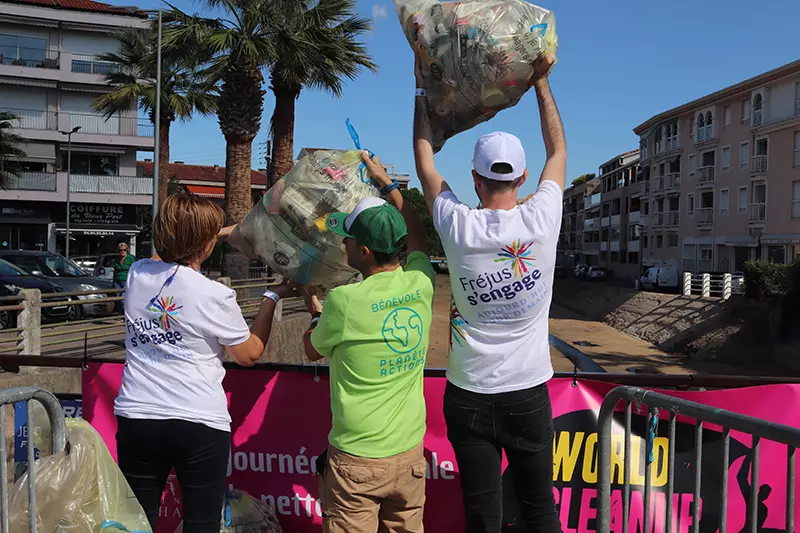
[597,386,800,533]
[1,387,69,533]
[682,272,744,299]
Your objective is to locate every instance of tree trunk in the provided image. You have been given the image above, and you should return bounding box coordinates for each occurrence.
[157,121,171,209]
[269,82,300,182]
[222,135,253,280]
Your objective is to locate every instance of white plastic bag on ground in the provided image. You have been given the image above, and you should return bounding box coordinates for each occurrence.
[394,0,558,152]
[9,418,151,533]
[173,489,282,533]
[229,149,379,288]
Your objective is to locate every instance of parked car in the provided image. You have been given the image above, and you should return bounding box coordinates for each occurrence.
[92,253,119,282]
[0,258,71,329]
[640,267,680,292]
[731,271,745,293]
[72,255,99,272]
[0,251,115,319]
[574,264,589,279]
[587,266,608,281]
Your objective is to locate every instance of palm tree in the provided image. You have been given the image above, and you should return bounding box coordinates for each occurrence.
[0,112,26,189]
[164,0,375,278]
[92,24,216,209]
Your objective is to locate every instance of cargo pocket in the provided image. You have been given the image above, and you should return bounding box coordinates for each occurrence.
[336,463,387,484]
[411,460,427,479]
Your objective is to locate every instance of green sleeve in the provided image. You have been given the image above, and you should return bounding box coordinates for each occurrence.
[310,288,347,358]
[404,251,435,286]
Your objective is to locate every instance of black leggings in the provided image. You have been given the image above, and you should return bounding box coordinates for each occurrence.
[116,417,230,533]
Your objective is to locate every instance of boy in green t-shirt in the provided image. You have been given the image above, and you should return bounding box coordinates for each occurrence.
[302,152,435,533]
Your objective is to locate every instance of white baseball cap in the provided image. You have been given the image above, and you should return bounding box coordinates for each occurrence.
[472,131,527,181]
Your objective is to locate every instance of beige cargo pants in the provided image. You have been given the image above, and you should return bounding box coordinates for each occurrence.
[319,443,426,533]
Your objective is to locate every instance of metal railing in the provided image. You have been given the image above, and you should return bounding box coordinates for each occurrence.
[663,211,679,227]
[67,113,154,137]
[696,207,714,226]
[69,174,153,195]
[0,47,59,69]
[0,386,69,533]
[749,203,766,223]
[0,107,57,130]
[682,272,743,299]
[4,172,56,192]
[597,386,800,533]
[751,155,768,175]
[70,53,121,75]
[641,181,650,195]
[652,212,664,226]
[698,166,715,184]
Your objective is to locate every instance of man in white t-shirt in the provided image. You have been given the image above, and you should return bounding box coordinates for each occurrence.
[412,54,566,533]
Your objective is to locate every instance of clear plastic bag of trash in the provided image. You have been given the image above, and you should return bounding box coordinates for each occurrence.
[173,489,282,533]
[394,0,558,152]
[229,149,379,288]
[8,418,152,533]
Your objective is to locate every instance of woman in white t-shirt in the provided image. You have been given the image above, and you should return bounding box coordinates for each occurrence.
[114,194,294,533]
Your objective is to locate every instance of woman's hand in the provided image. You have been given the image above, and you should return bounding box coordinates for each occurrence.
[301,286,324,315]
[530,54,556,86]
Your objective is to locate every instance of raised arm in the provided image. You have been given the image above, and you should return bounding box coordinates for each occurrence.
[362,152,428,255]
[531,55,567,191]
[412,56,450,215]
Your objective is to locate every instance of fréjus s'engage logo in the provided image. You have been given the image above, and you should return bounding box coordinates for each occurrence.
[459,240,542,306]
[382,308,424,354]
[495,240,535,278]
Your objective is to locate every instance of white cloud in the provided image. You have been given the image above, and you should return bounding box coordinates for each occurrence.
[372,4,388,19]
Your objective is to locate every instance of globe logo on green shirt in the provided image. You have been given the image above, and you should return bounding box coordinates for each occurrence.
[381,307,424,354]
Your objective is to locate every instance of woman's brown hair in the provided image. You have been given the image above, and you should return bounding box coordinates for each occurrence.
[154,193,225,264]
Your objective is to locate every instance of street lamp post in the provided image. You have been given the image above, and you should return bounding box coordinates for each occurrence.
[59,126,81,258]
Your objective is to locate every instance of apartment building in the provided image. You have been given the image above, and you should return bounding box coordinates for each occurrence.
[635,59,800,273]
[597,150,642,278]
[558,175,601,269]
[0,0,152,255]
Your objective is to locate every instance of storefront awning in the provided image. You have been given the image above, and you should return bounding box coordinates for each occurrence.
[186,184,225,199]
[53,223,140,237]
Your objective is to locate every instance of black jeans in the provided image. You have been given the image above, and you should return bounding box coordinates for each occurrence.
[444,382,561,533]
[116,417,230,533]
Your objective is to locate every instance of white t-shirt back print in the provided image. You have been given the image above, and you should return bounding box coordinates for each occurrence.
[114,259,251,432]
[434,180,563,394]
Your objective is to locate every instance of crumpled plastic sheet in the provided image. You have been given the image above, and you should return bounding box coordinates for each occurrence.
[9,418,152,533]
[394,0,558,152]
[229,149,379,289]
[173,489,282,533]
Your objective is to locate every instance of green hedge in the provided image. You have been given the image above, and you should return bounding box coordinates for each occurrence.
[742,260,800,300]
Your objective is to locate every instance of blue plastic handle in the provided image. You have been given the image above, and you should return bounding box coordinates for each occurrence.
[346,118,361,150]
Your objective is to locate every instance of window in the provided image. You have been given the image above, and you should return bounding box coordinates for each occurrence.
[628,224,641,241]
[794,182,800,218]
[610,251,620,263]
[795,81,800,116]
[724,106,731,127]
[742,99,751,122]
[705,111,713,138]
[740,141,750,169]
[668,234,679,248]
[61,153,118,175]
[721,146,731,171]
[738,186,748,214]
[687,193,695,214]
[628,252,639,265]
[720,189,730,216]
[642,235,649,249]
[611,227,621,242]
[657,235,664,248]
[753,94,763,126]
[0,33,47,65]
[697,113,706,141]
[643,201,649,215]
[688,154,696,176]
[795,131,800,167]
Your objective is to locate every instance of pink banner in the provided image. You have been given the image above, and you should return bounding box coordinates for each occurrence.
[82,363,800,533]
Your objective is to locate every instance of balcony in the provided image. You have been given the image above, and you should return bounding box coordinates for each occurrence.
[601,216,610,227]
[584,218,601,231]
[748,203,766,224]
[586,193,602,207]
[0,47,59,69]
[662,173,680,193]
[641,181,650,195]
[70,53,122,75]
[663,211,679,227]
[627,240,641,253]
[3,171,56,191]
[696,208,714,227]
[69,175,153,195]
[600,242,608,252]
[629,211,641,224]
[652,212,664,226]
[750,155,768,177]
[697,166,715,186]
[582,242,601,255]
[68,113,154,137]
[0,107,57,130]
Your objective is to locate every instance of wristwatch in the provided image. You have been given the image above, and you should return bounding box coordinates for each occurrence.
[380,179,400,196]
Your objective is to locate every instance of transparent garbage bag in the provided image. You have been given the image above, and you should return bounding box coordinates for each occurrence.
[9,418,152,533]
[394,0,558,152]
[229,148,379,288]
[173,489,282,533]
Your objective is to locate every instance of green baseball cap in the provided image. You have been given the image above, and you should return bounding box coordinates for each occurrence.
[326,197,408,254]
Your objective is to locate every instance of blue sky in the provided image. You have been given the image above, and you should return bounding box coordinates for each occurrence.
[133,0,800,204]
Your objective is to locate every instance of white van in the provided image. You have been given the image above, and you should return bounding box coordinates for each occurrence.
[640,267,679,291]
